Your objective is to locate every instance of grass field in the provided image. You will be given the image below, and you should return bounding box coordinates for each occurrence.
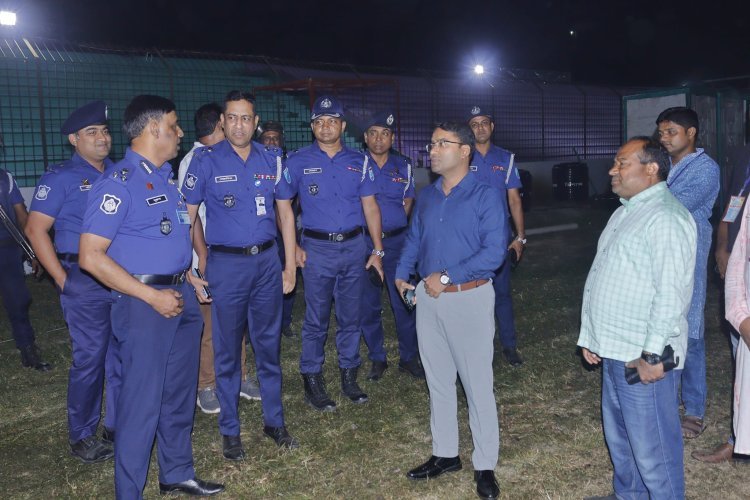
[0,206,748,499]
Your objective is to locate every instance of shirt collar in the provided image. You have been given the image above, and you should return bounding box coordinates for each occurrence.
[434,170,476,194]
[620,181,666,208]
[124,148,170,179]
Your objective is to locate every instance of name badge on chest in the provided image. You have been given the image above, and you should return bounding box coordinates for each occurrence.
[723,196,746,223]
[255,195,267,216]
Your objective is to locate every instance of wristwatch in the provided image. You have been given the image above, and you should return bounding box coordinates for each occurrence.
[371,248,385,258]
[439,270,452,286]
[641,351,661,365]
[515,235,527,245]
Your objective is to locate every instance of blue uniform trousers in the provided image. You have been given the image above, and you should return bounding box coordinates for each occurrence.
[59,262,119,441]
[0,245,35,349]
[493,239,517,349]
[209,246,284,435]
[300,234,366,373]
[111,281,201,500]
[277,232,297,331]
[361,233,418,363]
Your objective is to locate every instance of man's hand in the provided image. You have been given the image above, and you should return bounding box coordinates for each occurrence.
[715,247,730,279]
[365,254,384,281]
[581,347,601,365]
[396,279,417,305]
[626,358,665,384]
[186,272,212,304]
[148,288,185,317]
[508,239,524,261]
[295,244,307,268]
[282,268,296,294]
[423,272,447,298]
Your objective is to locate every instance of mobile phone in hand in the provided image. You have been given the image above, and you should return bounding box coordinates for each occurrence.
[193,268,212,299]
[402,288,416,311]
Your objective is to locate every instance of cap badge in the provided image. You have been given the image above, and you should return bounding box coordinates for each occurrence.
[386,114,394,126]
[321,98,332,109]
[471,106,481,115]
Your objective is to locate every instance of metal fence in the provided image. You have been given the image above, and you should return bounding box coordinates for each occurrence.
[0,37,631,187]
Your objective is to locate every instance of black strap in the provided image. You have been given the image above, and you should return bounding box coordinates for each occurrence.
[210,240,275,256]
[302,227,362,242]
[366,226,407,239]
[132,271,186,285]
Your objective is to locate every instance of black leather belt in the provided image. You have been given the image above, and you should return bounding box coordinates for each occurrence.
[211,240,275,256]
[57,252,79,263]
[366,226,407,239]
[132,271,186,285]
[302,227,362,242]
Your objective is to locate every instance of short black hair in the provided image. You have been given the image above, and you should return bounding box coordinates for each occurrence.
[260,121,284,135]
[434,121,475,151]
[656,107,700,136]
[223,90,256,112]
[630,135,671,181]
[122,95,176,141]
[194,102,222,139]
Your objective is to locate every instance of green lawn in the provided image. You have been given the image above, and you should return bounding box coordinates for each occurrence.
[0,206,746,499]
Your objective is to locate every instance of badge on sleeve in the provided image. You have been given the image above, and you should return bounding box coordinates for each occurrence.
[160,213,173,235]
[35,185,51,201]
[368,167,374,181]
[255,195,266,216]
[283,167,291,184]
[723,196,746,223]
[224,194,235,208]
[100,194,121,214]
[185,173,197,190]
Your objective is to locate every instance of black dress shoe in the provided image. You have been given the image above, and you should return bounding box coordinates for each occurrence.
[367,360,388,381]
[19,344,51,372]
[475,470,499,499]
[159,477,225,496]
[340,367,368,403]
[263,426,300,449]
[101,427,115,446]
[70,435,114,464]
[222,434,245,461]
[302,373,337,412]
[399,358,426,379]
[502,347,524,367]
[406,455,462,480]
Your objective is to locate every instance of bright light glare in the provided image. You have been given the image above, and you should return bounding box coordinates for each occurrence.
[0,11,17,26]
[474,64,485,75]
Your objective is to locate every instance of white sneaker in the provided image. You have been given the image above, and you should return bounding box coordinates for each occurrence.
[197,387,221,414]
[240,378,261,401]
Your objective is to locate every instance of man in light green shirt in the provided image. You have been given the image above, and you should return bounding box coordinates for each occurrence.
[578,137,695,500]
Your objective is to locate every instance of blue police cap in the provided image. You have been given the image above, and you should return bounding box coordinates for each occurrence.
[466,105,493,123]
[366,110,396,131]
[61,100,108,134]
[311,95,344,121]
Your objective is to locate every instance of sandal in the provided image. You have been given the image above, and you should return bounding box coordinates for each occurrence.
[681,415,706,439]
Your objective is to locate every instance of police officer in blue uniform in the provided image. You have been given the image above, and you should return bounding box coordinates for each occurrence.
[0,167,50,371]
[184,91,299,461]
[26,101,120,463]
[280,95,384,411]
[79,95,223,499]
[360,110,423,381]
[467,105,525,367]
[259,121,298,338]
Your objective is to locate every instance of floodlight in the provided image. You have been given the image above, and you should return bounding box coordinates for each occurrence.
[474,64,485,75]
[0,11,17,26]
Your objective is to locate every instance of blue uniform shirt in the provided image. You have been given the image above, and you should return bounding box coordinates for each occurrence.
[395,173,508,284]
[30,153,113,253]
[182,139,290,247]
[0,168,24,242]
[470,144,519,219]
[280,142,377,232]
[82,148,191,275]
[368,152,415,232]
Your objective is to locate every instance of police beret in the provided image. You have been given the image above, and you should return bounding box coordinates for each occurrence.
[60,100,108,134]
[366,110,396,131]
[466,105,493,123]
[311,95,344,121]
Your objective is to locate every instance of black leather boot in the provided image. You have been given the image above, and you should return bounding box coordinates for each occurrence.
[20,344,51,372]
[340,367,368,404]
[302,373,337,412]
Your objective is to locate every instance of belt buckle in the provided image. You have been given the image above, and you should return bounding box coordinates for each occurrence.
[250,245,259,255]
[335,233,344,242]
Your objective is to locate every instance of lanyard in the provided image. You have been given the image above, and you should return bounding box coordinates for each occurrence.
[737,162,750,198]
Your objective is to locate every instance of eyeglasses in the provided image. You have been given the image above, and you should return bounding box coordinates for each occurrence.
[425,139,465,153]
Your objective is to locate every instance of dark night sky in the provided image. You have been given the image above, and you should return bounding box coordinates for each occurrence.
[6,0,750,87]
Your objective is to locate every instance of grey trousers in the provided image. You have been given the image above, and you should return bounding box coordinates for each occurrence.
[415,280,499,470]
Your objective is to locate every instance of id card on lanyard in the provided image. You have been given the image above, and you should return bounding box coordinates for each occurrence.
[722,165,750,223]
